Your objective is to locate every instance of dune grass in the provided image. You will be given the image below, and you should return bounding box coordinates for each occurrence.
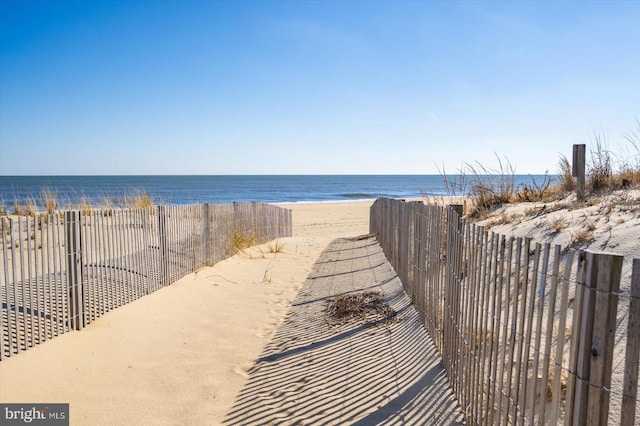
[1,189,157,217]
[436,120,640,219]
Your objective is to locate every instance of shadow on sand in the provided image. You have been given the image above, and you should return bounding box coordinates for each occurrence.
[223,236,464,425]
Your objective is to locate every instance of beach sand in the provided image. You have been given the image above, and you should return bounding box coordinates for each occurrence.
[0,201,373,425]
[2,195,638,424]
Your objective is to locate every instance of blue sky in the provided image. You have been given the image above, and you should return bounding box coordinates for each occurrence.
[1,0,638,175]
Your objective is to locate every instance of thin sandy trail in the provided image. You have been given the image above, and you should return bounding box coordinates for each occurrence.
[0,201,372,425]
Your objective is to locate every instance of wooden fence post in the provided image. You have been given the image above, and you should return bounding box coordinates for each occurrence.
[572,251,623,425]
[65,211,85,331]
[621,259,640,426]
[141,208,152,295]
[157,206,168,287]
[573,144,586,202]
[443,204,463,378]
[203,203,211,266]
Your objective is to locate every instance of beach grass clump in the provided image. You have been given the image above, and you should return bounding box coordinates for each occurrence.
[587,134,614,193]
[80,198,93,215]
[486,212,521,230]
[229,228,256,254]
[514,173,556,202]
[41,187,58,214]
[125,190,154,209]
[615,121,640,188]
[568,229,595,250]
[548,217,568,234]
[556,155,576,193]
[585,125,640,194]
[13,198,36,216]
[465,156,517,218]
[266,239,285,253]
[436,154,518,218]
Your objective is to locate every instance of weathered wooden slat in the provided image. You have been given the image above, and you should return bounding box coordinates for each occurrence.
[488,234,506,425]
[538,245,562,424]
[520,241,540,425]
[506,237,523,423]
[586,252,623,425]
[550,250,575,424]
[565,251,587,426]
[621,258,640,426]
[497,236,515,425]
[1,218,10,358]
[528,243,551,423]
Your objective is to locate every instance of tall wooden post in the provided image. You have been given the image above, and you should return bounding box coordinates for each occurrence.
[65,211,85,331]
[573,144,586,202]
[157,206,168,287]
[203,203,211,266]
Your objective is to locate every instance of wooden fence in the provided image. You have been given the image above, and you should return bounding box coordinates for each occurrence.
[370,197,639,425]
[0,202,292,360]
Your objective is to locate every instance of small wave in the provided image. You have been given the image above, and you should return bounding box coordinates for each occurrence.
[338,193,376,199]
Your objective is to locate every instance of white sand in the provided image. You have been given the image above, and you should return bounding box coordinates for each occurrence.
[475,190,640,425]
[0,201,372,425]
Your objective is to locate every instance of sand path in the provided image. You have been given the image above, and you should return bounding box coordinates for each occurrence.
[223,235,463,425]
[0,201,462,424]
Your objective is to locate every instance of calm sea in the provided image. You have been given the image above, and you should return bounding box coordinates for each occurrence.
[0,175,551,209]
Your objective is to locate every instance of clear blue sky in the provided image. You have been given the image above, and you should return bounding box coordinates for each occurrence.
[1,0,638,175]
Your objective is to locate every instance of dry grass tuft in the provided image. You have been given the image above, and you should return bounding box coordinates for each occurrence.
[568,229,595,249]
[229,229,256,254]
[588,133,614,192]
[515,174,555,202]
[126,190,154,209]
[435,154,518,219]
[80,198,93,215]
[585,126,640,194]
[266,239,285,253]
[40,187,58,214]
[325,291,397,326]
[556,155,576,193]
[466,156,517,218]
[486,212,521,230]
[13,199,36,216]
[548,218,568,234]
[262,264,273,283]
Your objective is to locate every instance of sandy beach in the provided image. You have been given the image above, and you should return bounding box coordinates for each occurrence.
[0,200,374,425]
[1,195,638,425]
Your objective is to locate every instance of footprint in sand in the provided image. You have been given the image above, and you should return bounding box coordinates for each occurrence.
[255,326,273,338]
[233,364,252,378]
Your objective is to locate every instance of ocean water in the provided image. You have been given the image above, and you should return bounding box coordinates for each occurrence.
[0,175,551,209]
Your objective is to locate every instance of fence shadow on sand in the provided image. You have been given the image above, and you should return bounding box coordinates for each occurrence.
[223,235,464,425]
